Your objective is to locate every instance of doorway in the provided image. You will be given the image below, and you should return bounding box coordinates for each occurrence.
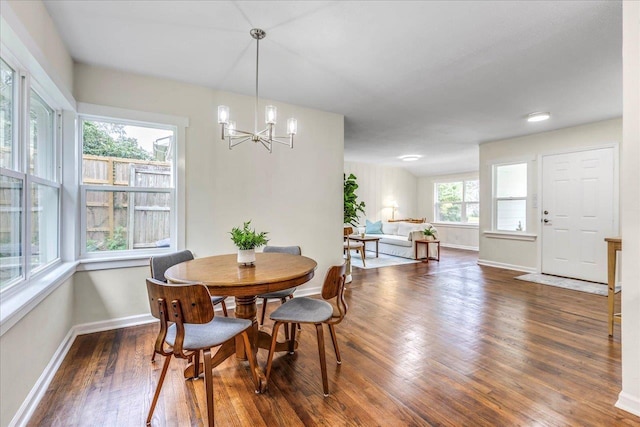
[541,147,617,283]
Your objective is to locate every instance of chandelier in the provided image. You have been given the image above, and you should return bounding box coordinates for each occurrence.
[217,28,298,153]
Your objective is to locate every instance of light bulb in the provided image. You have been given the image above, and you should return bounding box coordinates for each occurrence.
[265,105,277,124]
[228,121,236,136]
[217,105,229,124]
[287,118,298,135]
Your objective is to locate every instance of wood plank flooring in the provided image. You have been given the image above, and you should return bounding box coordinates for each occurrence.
[29,248,639,426]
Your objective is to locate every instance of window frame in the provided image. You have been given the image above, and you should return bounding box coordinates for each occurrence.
[76,104,187,264]
[492,162,528,232]
[0,52,62,296]
[433,179,480,225]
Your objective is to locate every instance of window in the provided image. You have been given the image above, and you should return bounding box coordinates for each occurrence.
[79,117,176,256]
[1,57,61,292]
[493,163,527,231]
[434,179,479,224]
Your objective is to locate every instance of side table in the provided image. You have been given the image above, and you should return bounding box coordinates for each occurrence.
[415,239,440,262]
[348,235,381,258]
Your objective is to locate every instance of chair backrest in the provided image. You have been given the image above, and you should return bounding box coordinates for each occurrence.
[321,264,348,323]
[146,278,214,357]
[343,227,353,237]
[263,245,302,255]
[146,278,214,324]
[150,249,194,282]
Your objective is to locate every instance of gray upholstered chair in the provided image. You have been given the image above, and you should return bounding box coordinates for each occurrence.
[145,278,259,427]
[149,250,228,316]
[257,246,302,332]
[149,250,228,362]
[264,263,348,396]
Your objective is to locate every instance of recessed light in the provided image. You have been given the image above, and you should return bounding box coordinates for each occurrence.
[527,112,551,122]
[398,155,422,162]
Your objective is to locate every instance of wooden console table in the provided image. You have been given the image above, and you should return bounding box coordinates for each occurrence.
[605,236,622,337]
[415,239,440,263]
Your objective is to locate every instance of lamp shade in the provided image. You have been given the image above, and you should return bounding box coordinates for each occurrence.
[228,121,237,136]
[287,118,298,135]
[217,105,229,124]
[265,105,277,124]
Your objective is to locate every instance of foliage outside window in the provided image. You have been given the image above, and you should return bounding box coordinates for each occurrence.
[80,118,176,255]
[493,163,527,231]
[1,56,61,292]
[434,179,479,224]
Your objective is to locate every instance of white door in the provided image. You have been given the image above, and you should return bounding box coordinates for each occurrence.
[541,147,616,283]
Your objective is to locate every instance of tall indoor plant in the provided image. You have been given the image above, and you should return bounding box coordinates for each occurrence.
[343,173,366,282]
[344,173,366,226]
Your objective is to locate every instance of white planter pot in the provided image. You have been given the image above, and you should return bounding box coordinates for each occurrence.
[237,248,256,265]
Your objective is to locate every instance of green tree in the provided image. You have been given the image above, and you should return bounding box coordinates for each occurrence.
[82,121,151,160]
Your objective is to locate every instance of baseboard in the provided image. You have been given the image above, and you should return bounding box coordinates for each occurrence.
[477,259,536,273]
[441,243,479,251]
[73,313,157,336]
[9,328,76,427]
[617,391,640,417]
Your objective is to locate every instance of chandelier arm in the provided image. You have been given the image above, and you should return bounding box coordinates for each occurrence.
[270,137,294,148]
[229,136,252,149]
[230,129,255,137]
[258,137,273,153]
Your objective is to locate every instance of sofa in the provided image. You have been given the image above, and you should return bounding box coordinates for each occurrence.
[356,221,438,260]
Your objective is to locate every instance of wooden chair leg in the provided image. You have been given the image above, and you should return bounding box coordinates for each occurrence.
[315,323,329,396]
[360,247,366,267]
[281,298,290,340]
[192,350,201,379]
[221,300,228,317]
[265,322,282,391]
[146,354,172,426]
[202,348,215,427]
[240,330,262,393]
[260,298,268,326]
[289,323,297,354]
[328,324,341,364]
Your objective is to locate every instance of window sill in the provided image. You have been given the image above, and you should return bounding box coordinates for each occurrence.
[483,231,537,241]
[77,253,160,271]
[0,261,78,337]
[431,222,479,230]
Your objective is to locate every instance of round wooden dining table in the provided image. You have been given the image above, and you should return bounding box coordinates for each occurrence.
[164,252,317,389]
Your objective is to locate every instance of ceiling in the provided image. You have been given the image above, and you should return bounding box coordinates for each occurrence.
[43,1,622,177]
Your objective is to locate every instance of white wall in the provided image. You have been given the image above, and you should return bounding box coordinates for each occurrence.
[73,62,345,316]
[418,172,479,250]
[0,278,75,427]
[478,119,622,271]
[344,162,417,224]
[618,0,640,416]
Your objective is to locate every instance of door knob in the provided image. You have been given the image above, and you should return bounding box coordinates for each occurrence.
[543,210,549,215]
[543,219,550,223]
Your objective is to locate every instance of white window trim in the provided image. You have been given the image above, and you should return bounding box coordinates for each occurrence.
[491,162,529,233]
[76,103,188,269]
[433,179,479,225]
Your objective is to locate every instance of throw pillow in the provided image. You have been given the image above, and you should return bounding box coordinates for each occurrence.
[365,219,383,234]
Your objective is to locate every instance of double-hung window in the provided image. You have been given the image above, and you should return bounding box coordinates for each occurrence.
[434,179,479,224]
[493,163,527,231]
[79,116,177,257]
[1,57,61,292]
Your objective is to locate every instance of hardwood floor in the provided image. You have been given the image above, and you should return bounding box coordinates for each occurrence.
[30,248,638,426]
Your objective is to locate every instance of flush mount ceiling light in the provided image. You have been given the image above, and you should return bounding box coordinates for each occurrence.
[526,112,551,122]
[398,155,422,162]
[217,28,297,153]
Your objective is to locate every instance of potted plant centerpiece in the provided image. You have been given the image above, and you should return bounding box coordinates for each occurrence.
[230,220,269,266]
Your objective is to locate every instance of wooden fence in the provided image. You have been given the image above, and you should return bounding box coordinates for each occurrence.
[83,155,171,251]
